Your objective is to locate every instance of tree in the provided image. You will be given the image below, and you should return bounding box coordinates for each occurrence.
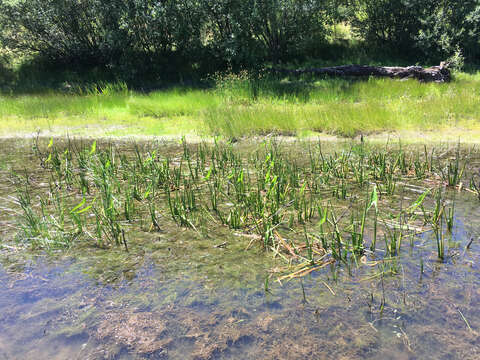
[250,0,327,63]
[199,0,259,69]
[0,0,128,64]
[416,0,480,62]
[350,0,435,58]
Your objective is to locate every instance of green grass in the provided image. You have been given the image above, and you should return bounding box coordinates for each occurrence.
[128,88,219,118]
[1,72,480,139]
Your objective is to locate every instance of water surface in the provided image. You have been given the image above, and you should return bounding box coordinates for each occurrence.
[0,139,479,359]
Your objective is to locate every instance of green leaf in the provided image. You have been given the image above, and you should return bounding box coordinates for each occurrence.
[319,207,327,226]
[300,182,307,196]
[368,185,378,212]
[237,169,244,183]
[408,189,431,213]
[90,141,96,155]
[76,205,92,214]
[71,198,86,213]
[205,168,212,181]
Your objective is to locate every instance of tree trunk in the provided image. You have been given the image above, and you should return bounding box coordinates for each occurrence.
[270,63,451,83]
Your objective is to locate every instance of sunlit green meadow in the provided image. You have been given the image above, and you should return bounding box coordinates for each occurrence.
[1,72,480,140]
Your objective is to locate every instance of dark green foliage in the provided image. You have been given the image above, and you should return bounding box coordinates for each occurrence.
[249,0,328,63]
[351,0,480,64]
[416,1,480,63]
[350,0,436,58]
[199,0,261,70]
[0,0,479,85]
[0,0,204,81]
[0,0,330,83]
[0,52,13,87]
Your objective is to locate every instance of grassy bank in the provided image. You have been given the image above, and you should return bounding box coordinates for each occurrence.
[1,72,480,139]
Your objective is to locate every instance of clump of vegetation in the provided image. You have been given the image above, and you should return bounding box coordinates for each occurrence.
[9,138,475,276]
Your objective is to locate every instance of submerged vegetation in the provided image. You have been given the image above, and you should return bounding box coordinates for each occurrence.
[6,138,478,280]
[1,72,480,138]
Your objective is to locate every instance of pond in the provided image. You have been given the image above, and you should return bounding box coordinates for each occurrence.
[0,138,478,359]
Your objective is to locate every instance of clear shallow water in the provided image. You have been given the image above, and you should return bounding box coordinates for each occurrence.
[0,139,479,359]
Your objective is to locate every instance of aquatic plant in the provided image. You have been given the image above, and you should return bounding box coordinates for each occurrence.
[10,138,479,279]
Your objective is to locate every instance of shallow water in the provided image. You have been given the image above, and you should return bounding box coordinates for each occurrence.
[0,139,479,360]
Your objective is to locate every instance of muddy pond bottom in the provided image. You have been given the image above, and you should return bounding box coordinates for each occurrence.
[1,215,479,360]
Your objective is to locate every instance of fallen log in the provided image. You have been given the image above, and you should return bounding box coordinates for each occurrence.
[270,62,451,83]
